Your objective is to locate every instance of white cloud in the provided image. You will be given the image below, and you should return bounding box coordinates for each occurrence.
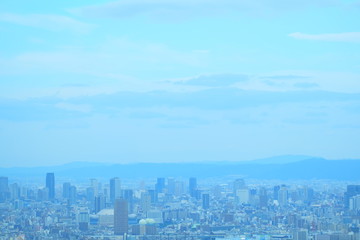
[71,0,334,20]
[289,32,360,43]
[174,74,249,87]
[0,13,94,33]
[55,102,92,113]
[0,38,207,77]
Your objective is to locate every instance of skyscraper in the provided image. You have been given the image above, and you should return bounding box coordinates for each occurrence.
[90,178,99,197]
[46,173,55,200]
[69,185,77,204]
[189,177,197,198]
[0,177,9,202]
[167,178,175,195]
[345,185,360,208]
[140,192,151,212]
[233,179,246,194]
[202,193,210,209]
[278,186,288,206]
[63,182,71,199]
[77,207,90,231]
[273,185,280,200]
[94,195,106,213]
[123,189,134,213]
[259,187,268,208]
[110,177,121,203]
[114,199,128,235]
[155,178,165,193]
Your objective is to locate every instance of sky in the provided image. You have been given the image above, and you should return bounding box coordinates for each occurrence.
[0,0,360,167]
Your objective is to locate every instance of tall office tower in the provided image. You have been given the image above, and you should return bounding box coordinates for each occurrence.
[86,187,95,212]
[236,188,250,204]
[46,173,55,200]
[292,229,308,240]
[155,178,165,193]
[9,183,19,200]
[110,177,121,203]
[202,193,210,209]
[0,177,9,202]
[77,208,90,231]
[300,186,314,204]
[259,187,268,208]
[175,181,184,196]
[305,187,314,203]
[273,185,280,200]
[69,185,77,204]
[94,195,106,213]
[167,178,175,195]
[350,195,360,211]
[90,179,99,197]
[278,186,288,206]
[114,199,128,235]
[123,189,134,213]
[233,179,246,194]
[140,192,152,212]
[148,189,158,203]
[345,185,360,208]
[38,188,49,201]
[63,182,71,198]
[189,177,197,197]
[86,187,95,202]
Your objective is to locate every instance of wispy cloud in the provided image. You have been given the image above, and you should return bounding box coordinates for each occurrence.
[293,82,319,89]
[174,74,249,87]
[261,75,310,80]
[289,32,360,43]
[71,0,334,20]
[0,13,94,33]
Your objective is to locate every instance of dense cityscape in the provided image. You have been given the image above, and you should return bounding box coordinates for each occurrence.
[1,174,360,240]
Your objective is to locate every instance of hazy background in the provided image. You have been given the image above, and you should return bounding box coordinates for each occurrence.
[1,0,360,167]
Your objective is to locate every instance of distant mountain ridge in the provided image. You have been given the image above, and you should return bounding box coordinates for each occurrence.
[1,155,359,180]
[247,155,316,164]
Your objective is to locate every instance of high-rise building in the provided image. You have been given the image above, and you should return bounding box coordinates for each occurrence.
[293,229,308,240]
[77,207,90,231]
[110,177,121,203]
[63,182,71,199]
[0,177,9,202]
[189,177,197,197]
[155,178,165,193]
[273,185,280,200]
[175,181,184,196]
[69,185,77,204]
[259,187,268,208]
[236,188,250,204]
[141,192,151,212]
[278,186,288,206]
[345,185,360,208]
[114,199,128,235]
[9,183,19,200]
[202,193,210,209]
[167,178,175,195]
[350,195,360,211]
[148,189,158,203]
[46,173,55,200]
[94,195,106,213]
[233,179,246,194]
[123,189,134,213]
[90,179,99,197]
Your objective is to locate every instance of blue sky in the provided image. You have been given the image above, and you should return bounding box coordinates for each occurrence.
[0,0,360,167]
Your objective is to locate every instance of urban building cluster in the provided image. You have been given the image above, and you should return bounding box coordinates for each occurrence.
[0,175,360,240]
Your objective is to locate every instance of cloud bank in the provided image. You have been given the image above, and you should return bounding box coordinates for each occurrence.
[289,32,360,43]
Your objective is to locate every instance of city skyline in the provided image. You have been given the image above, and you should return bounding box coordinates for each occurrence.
[2,171,360,239]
